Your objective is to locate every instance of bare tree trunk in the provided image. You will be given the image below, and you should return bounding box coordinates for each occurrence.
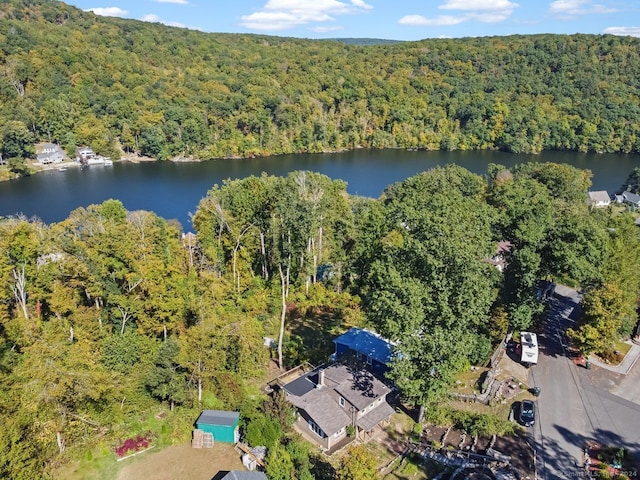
[260,231,268,280]
[56,431,65,453]
[233,238,240,292]
[12,265,29,319]
[69,326,74,343]
[277,264,290,370]
[117,306,131,335]
[198,378,202,402]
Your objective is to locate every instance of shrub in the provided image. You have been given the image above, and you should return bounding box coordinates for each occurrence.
[114,432,153,458]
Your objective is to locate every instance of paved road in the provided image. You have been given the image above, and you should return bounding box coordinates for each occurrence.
[532,286,640,479]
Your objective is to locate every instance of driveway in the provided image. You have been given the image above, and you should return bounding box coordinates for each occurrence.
[531,285,640,479]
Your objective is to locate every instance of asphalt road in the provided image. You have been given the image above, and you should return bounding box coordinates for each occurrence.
[531,286,640,479]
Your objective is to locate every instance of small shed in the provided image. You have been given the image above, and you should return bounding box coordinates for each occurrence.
[195,410,240,444]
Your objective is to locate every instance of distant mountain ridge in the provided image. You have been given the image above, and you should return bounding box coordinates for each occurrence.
[1,0,640,164]
[325,38,405,45]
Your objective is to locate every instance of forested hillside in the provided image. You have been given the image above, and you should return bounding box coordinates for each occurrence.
[1,162,639,479]
[1,0,640,167]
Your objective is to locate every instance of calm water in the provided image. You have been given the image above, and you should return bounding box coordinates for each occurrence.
[0,149,637,229]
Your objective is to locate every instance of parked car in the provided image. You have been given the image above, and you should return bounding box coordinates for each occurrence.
[519,400,536,427]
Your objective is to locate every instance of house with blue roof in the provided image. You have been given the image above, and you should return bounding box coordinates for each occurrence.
[332,327,394,374]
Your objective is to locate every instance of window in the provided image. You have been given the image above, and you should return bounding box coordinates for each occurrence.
[334,426,345,437]
[308,420,325,438]
[366,355,373,365]
[339,396,345,407]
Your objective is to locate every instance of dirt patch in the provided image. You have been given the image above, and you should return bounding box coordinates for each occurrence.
[497,345,531,384]
[474,435,492,453]
[116,442,245,480]
[492,433,535,477]
[421,426,448,446]
[444,429,463,450]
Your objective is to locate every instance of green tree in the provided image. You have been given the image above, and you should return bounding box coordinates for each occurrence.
[145,337,187,410]
[363,167,498,413]
[568,282,627,356]
[336,444,378,480]
[265,443,294,480]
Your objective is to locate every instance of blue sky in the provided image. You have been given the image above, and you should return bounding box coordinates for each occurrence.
[67,0,640,40]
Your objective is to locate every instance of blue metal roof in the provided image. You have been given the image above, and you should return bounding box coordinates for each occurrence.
[333,327,394,365]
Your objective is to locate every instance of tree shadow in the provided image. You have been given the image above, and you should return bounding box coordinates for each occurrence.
[344,359,377,398]
[211,471,230,480]
[536,426,586,478]
[552,424,640,474]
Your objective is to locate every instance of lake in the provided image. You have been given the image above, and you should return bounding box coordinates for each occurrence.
[0,149,637,229]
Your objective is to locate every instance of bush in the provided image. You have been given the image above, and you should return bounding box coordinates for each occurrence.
[244,413,282,448]
[346,424,356,437]
[114,433,153,458]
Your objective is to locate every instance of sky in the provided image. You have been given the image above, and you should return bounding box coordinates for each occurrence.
[66,0,640,41]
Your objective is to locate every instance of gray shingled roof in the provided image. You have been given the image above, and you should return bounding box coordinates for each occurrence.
[291,388,351,435]
[327,365,390,410]
[284,363,392,435]
[356,402,395,432]
[623,191,640,205]
[588,190,610,204]
[221,472,267,480]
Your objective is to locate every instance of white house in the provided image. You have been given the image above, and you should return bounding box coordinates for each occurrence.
[587,190,611,208]
[35,143,66,164]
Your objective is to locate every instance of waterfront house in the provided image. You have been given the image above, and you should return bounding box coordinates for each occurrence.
[35,143,65,164]
[75,146,96,165]
[587,190,611,208]
[622,191,640,209]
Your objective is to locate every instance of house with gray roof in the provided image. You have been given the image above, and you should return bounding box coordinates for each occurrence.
[587,190,611,208]
[35,142,66,164]
[622,191,640,209]
[280,363,395,451]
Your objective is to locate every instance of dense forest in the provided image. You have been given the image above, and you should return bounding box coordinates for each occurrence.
[2,0,640,170]
[2,1,640,478]
[1,160,639,478]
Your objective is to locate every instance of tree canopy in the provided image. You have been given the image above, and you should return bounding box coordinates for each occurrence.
[2,1,640,164]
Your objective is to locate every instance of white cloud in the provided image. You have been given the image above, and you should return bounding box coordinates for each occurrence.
[400,0,517,29]
[603,26,640,37]
[468,10,513,22]
[312,25,344,33]
[154,0,188,3]
[141,13,188,29]
[399,15,466,26]
[240,0,372,31]
[439,0,518,11]
[86,7,128,17]
[548,0,617,18]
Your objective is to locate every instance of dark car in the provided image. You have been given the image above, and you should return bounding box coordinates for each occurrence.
[519,400,536,427]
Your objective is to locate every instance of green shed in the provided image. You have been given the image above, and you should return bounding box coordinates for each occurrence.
[195,410,240,444]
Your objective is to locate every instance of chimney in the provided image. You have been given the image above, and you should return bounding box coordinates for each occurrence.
[316,369,324,388]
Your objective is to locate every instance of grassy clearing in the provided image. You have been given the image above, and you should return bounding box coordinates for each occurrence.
[53,407,200,480]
